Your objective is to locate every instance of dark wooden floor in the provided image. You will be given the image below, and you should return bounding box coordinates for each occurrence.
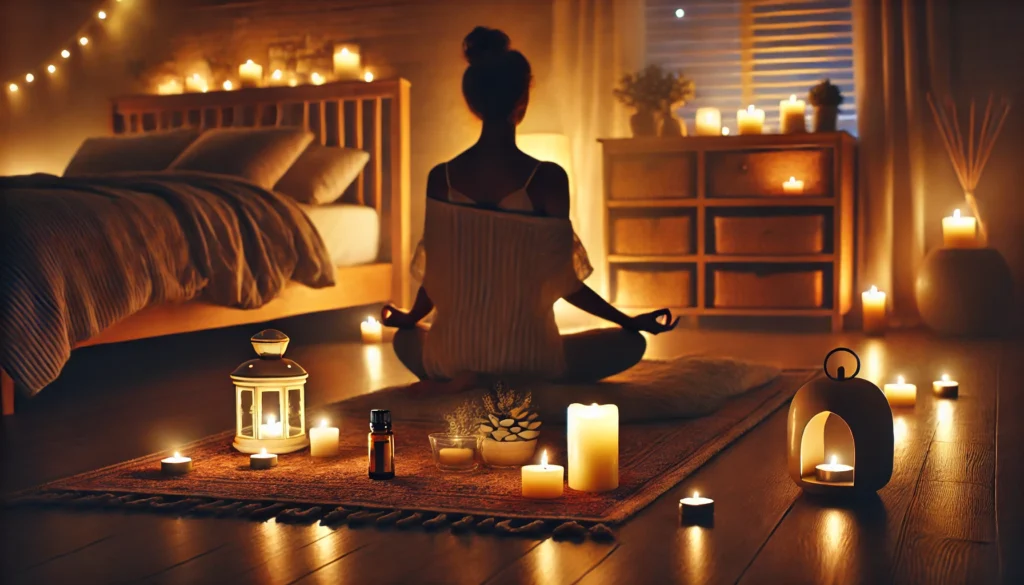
[1,309,1020,585]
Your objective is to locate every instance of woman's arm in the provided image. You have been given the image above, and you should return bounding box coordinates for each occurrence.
[564,284,632,327]
[382,286,433,328]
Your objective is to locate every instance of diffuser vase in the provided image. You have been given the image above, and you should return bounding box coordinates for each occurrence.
[630,108,658,137]
[658,111,686,137]
[813,106,838,132]
[915,247,1014,337]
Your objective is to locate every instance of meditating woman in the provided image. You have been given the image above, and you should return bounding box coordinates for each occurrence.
[383,26,678,391]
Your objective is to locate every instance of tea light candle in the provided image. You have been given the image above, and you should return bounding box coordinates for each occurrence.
[679,491,714,525]
[238,59,263,87]
[260,414,283,438]
[310,72,326,86]
[932,374,959,398]
[222,80,235,91]
[567,403,619,492]
[814,455,854,483]
[736,105,765,135]
[333,45,362,80]
[883,376,917,408]
[438,447,475,467]
[161,451,192,475]
[250,447,278,470]
[782,176,805,194]
[361,317,383,343]
[779,94,807,133]
[695,107,722,136]
[721,127,731,136]
[309,419,340,457]
[521,450,564,499]
[185,73,208,93]
[862,285,887,335]
[941,209,978,248]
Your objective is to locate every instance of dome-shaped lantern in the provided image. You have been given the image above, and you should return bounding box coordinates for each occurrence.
[231,329,310,454]
[788,348,893,495]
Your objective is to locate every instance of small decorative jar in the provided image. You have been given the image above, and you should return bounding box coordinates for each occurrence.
[231,329,310,454]
[429,433,481,473]
[787,348,893,495]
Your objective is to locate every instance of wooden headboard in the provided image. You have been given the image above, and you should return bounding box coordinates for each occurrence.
[111,79,411,306]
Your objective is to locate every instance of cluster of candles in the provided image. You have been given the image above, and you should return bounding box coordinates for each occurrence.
[693,95,808,137]
[881,373,959,408]
[156,46,375,96]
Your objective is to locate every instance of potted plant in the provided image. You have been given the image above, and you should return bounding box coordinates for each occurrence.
[614,65,694,137]
[808,79,843,132]
[475,382,541,467]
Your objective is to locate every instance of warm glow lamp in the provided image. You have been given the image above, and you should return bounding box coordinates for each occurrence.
[231,329,310,454]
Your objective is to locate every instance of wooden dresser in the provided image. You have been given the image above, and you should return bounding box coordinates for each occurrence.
[600,133,856,331]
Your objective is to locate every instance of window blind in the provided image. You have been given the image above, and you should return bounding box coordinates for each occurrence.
[646,0,856,134]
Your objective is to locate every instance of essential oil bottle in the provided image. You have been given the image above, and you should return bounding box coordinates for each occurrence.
[368,409,395,480]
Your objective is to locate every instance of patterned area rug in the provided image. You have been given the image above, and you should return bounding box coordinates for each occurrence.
[7,368,814,540]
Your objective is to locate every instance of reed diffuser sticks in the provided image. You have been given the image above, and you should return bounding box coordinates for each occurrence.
[926,93,1011,246]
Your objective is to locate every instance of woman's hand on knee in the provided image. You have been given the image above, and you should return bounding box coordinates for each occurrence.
[381,304,420,329]
[624,308,679,335]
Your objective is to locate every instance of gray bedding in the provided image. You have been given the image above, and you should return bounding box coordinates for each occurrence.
[0,171,335,396]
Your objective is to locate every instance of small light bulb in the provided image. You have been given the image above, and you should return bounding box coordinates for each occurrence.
[721,127,730,136]
[61,49,71,59]
[98,10,107,19]
[47,64,56,73]
[675,8,685,18]
[8,83,18,93]
[79,37,89,46]
[25,73,34,83]
[363,70,374,82]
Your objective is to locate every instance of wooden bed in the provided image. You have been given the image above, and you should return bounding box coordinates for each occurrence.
[2,78,411,414]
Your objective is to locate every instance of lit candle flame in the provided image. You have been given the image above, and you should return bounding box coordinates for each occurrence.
[830,454,838,465]
[245,59,254,65]
[98,10,107,20]
[693,491,699,499]
[311,72,325,85]
[61,50,70,59]
[870,285,878,294]
[747,105,755,113]
[721,127,730,135]
[47,64,55,73]
[267,414,276,425]
[79,37,89,46]
[8,83,17,93]
[173,451,181,458]
[222,80,233,91]
[897,375,905,385]
[953,209,961,219]
[320,418,328,428]
[271,69,282,80]
[942,374,950,382]
[363,70,374,82]
[789,94,797,102]
[341,47,350,55]
[25,73,34,83]
[365,316,378,325]
[540,450,548,467]
[788,176,796,183]
[260,447,267,455]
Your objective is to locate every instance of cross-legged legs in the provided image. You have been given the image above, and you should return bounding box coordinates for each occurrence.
[560,327,646,382]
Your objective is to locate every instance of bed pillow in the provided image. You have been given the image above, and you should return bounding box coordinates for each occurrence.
[168,127,314,189]
[274,145,371,205]
[63,128,201,176]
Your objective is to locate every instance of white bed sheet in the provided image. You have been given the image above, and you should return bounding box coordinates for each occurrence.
[299,203,379,267]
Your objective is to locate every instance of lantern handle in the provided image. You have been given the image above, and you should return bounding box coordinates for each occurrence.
[823,347,860,381]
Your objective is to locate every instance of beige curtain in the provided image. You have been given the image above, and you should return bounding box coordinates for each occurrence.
[551,0,645,296]
[853,0,952,326]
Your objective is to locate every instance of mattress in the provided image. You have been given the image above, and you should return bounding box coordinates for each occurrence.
[299,203,380,267]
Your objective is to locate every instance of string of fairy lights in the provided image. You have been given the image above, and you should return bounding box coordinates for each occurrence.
[5,0,123,95]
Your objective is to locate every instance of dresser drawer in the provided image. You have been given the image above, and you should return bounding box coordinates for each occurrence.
[713,213,826,255]
[613,265,693,308]
[609,153,696,199]
[612,212,693,256]
[707,148,832,197]
[712,268,824,308]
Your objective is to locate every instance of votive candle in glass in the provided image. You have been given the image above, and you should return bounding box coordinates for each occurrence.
[736,105,765,135]
[695,107,722,136]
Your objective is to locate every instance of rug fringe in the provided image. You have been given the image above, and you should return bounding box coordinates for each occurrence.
[3,490,617,541]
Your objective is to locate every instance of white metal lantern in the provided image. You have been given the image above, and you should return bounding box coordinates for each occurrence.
[231,329,309,454]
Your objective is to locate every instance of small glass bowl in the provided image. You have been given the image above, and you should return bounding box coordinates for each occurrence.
[428,433,481,473]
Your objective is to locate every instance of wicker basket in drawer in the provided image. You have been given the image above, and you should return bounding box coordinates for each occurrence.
[707,149,832,197]
[713,269,823,308]
[609,154,695,199]
[614,266,692,308]
[612,215,692,255]
[714,215,825,255]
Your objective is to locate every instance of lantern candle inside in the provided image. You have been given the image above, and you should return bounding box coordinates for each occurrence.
[815,454,854,483]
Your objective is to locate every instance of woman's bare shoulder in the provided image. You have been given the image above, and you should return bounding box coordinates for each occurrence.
[426,163,448,202]
[526,161,570,218]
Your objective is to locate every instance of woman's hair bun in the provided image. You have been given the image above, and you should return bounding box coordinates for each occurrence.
[463,26,511,66]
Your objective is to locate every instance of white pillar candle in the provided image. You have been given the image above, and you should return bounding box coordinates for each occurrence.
[932,373,959,398]
[161,451,192,475]
[333,45,362,80]
[814,454,854,483]
[679,491,714,525]
[779,94,807,133]
[521,450,564,499]
[782,176,805,195]
[438,447,475,466]
[941,209,978,248]
[309,419,340,457]
[567,403,619,492]
[250,447,278,469]
[861,285,887,335]
[260,414,283,439]
[361,317,383,343]
[736,105,765,135]
[695,107,722,136]
[238,59,263,88]
[883,376,917,408]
